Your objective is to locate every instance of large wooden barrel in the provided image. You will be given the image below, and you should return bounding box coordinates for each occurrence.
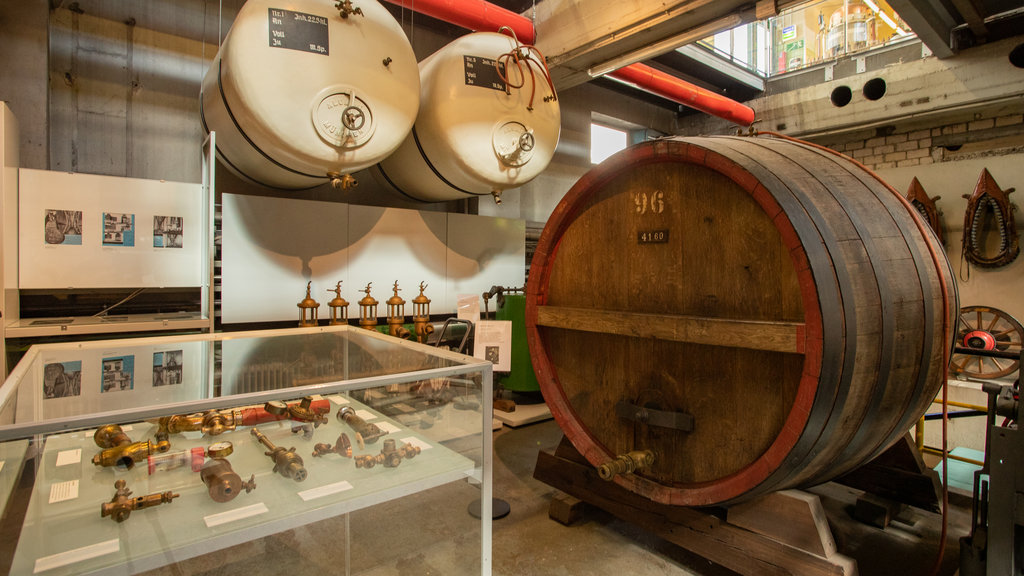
[525,136,956,507]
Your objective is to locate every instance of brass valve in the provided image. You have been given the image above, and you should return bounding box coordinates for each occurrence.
[92,424,169,469]
[337,406,387,445]
[313,433,353,458]
[251,427,307,482]
[100,480,179,523]
[157,410,241,441]
[200,458,257,503]
[597,450,655,481]
[265,396,328,427]
[354,439,420,469]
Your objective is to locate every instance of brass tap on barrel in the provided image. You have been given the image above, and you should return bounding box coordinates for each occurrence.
[597,450,654,481]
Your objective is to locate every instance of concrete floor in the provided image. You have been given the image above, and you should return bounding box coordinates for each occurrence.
[128,417,969,576]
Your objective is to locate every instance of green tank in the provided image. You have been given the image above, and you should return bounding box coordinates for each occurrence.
[495,294,540,392]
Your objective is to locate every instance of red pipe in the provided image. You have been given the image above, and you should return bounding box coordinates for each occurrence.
[381,0,535,44]
[383,0,755,126]
[609,63,755,127]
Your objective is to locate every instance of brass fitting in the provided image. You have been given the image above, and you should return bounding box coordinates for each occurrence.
[200,458,256,503]
[101,479,178,522]
[354,439,420,469]
[157,410,241,440]
[337,406,387,444]
[265,396,328,427]
[597,450,655,481]
[251,428,307,482]
[92,424,169,469]
[312,433,353,458]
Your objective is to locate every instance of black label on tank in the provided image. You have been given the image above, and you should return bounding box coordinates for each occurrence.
[638,229,669,244]
[268,8,329,55]
[464,56,507,91]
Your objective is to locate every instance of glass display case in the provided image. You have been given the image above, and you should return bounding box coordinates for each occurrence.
[0,326,492,575]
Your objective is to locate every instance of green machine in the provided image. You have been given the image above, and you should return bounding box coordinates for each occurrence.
[487,290,540,393]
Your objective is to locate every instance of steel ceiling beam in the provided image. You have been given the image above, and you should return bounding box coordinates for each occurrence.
[886,0,960,58]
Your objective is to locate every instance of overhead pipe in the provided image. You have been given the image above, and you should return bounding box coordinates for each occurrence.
[381,0,535,43]
[609,63,755,127]
[382,0,755,126]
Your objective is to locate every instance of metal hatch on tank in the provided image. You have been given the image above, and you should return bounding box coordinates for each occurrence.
[200,0,420,191]
[371,30,561,204]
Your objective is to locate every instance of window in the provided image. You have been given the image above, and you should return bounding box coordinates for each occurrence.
[700,0,914,77]
[590,124,627,164]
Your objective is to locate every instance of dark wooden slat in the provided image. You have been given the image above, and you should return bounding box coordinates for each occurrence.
[535,305,804,354]
[533,447,856,576]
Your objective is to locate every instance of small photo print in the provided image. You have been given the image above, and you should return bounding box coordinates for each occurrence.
[43,360,82,399]
[102,355,135,393]
[485,346,500,364]
[153,216,184,248]
[44,209,83,245]
[102,212,135,247]
[152,350,183,387]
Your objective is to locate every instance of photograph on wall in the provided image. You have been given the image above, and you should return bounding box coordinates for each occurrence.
[153,215,184,248]
[102,355,135,392]
[152,350,183,386]
[43,360,82,399]
[102,212,135,247]
[43,209,83,245]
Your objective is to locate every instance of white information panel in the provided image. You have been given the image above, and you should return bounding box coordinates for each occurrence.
[220,195,525,323]
[18,169,203,289]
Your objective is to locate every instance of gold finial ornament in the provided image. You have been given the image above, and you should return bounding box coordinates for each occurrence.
[327,281,350,325]
[298,281,320,327]
[412,281,434,344]
[358,283,379,330]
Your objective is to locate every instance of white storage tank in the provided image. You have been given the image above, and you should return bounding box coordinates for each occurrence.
[372,32,561,203]
[201,0,419,190]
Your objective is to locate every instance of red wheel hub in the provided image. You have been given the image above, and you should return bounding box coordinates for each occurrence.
[964,330,997,350]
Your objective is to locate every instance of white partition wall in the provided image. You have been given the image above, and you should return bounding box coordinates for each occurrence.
[220,193,525,323]
[220,194,351,324]
[1,104,20,377]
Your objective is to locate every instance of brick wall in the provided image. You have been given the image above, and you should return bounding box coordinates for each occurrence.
[815,112,1024,170]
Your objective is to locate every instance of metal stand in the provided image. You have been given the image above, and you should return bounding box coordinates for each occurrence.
[959,347,1023,576]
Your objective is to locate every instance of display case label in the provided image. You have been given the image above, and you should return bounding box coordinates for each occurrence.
[55,448,81,467]
[354,409,376,421]
[298,481,353,501]
[204,502,269,528]
[34,539,119,574]
[328,395,350,405]
[401,436,433,451]
[268,9,329,55]
[464,56,507,91]
[49,479,79,504]
[376,421,400,434]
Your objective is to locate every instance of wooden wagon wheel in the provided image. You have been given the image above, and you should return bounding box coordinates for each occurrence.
[951,305,1023,379]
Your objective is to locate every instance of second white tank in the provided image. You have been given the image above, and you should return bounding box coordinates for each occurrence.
[373,32,561,203]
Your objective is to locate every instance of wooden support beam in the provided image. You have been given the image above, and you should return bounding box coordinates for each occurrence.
[535,305,804,354]
[534,447,857,576]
